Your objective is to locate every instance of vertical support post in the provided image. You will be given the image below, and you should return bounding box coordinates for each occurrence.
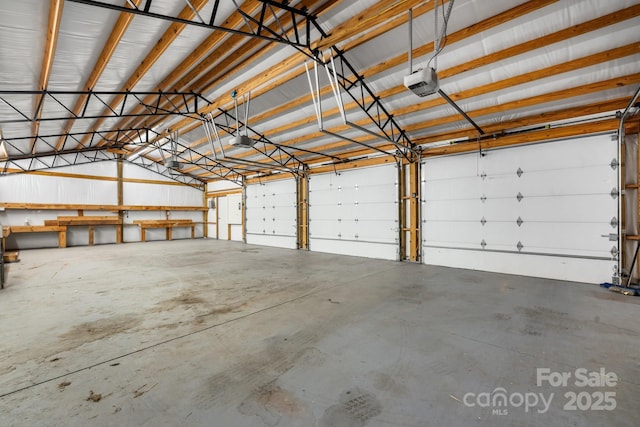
[621,141,626,276]
[215,196,219,239]
[398,161,406,260]
[242,184,247,243]
[297,172,309,250]
[203,191,209,238]
[409,160,420,262]
[636,132,640,280]
[59,227,67,248]
[117,158,124,244]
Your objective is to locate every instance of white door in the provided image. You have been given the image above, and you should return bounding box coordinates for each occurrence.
[309,163,399,260]
[245,179,297,249]
[218,196,229,240]
[227,193,244,241]
[422,134,618,283]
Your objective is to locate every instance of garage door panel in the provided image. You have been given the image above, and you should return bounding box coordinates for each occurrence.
[519,222,614,255]
[246,179,297,248]
[426,176,481,200]
[310,164,398,260]
[423,221,483,247]
[518,166,615,196]
[424,199,483,222]
[482,135,616,173]
[425,154,479,180]
[520,194,615,223]
[481,198,521,221]
[482,175,522,198]
[423,134,618,283]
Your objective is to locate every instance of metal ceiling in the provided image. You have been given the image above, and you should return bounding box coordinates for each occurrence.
[0,0,639,184]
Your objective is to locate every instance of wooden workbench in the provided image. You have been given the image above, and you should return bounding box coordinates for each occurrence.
[133,219,195,242]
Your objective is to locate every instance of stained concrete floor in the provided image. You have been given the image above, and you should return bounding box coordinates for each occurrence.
[0,239,639,426]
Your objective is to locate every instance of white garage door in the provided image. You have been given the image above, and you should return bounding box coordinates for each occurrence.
[245,179,297,249]
[309,164,399,260]
[422,134,618,283]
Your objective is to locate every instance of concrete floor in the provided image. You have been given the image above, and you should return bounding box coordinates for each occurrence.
[0,239,638,427]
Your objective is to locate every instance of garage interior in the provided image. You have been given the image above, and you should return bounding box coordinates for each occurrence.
[1,0,639,425]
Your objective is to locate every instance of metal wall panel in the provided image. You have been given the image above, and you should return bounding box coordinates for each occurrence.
[422,134,618,283]
[309,164,398,260]
[245,179,297,249]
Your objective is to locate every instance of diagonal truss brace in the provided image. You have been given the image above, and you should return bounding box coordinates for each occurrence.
[2,127,152,155]
[67,0,313,49]
[203,108,308,176]
[0,90,208,124]
[131,128,250,185]
[306,14,416,160]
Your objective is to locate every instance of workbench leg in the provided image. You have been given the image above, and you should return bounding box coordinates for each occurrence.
[191,226,195,239]
[140,227,146,242]
[59,229,67,248]
[166,227,172,241]
[88,226,94,246]
[116,225,122,244]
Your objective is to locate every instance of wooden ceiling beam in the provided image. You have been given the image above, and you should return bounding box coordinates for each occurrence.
[32,0,64,149]
[312,0,426,50]
[75,0,208,149]
[119,0,334,145]
[207,22,640,166]
[54,0,143,151]
[244,70,640,170]
[139,0,442,159]
[104,0,266,141]
[303,96,632,164]
[174,0,563,160]
[119,0,339,156]
[422,118,620,156]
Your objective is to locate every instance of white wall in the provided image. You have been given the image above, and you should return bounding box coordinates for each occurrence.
[1,161,204,248]
[121,163,203,242]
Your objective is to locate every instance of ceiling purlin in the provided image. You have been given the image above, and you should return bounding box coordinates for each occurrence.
[54,0,144,151]
[74,0,209,150]
[32,0,64,152]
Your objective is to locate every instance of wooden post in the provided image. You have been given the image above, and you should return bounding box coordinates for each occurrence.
[398,162,406,260]
[297,173,309,250]
[409,161,420,262]
[58,227,67,248]
[88,226,94,246]
[215,196,219,239]
[203,191,208,238]
[117,158,124,244]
